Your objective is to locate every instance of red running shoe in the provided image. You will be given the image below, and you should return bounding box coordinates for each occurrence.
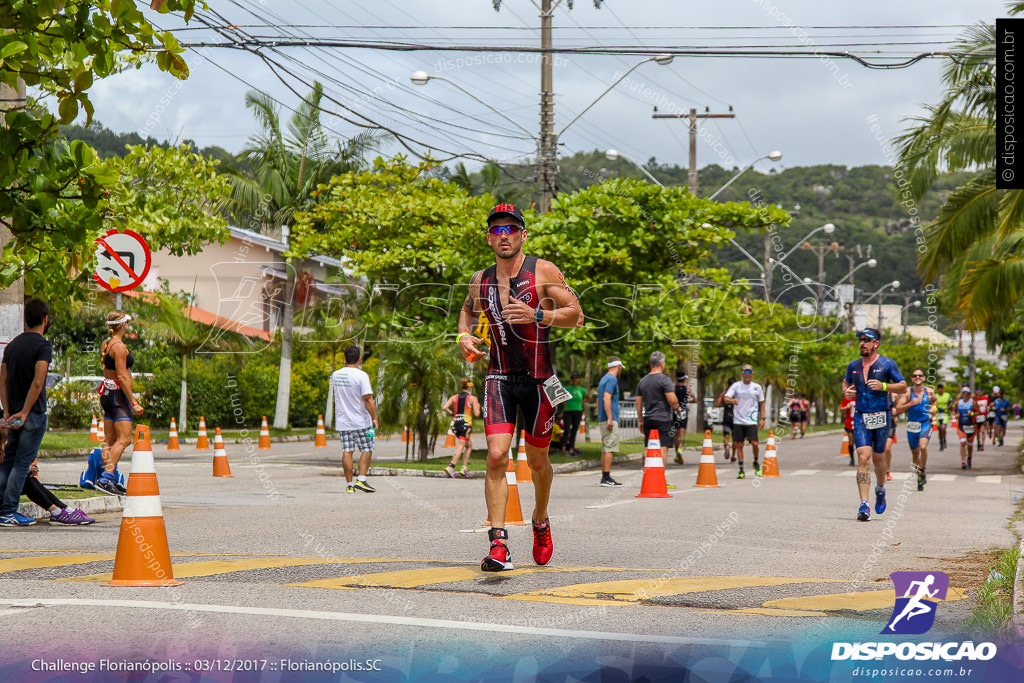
[482,541,513,572]
[532,518,553,565]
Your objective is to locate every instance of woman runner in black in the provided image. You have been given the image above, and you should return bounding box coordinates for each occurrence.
[457,203,583,572]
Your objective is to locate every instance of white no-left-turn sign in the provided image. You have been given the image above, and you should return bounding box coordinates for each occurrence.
[93,229,152,293]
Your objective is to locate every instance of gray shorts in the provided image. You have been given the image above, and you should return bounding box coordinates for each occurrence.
[601,421,620,453]
[338,429,375,454]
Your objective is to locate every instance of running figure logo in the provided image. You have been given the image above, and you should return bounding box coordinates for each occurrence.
[882,571,949,634]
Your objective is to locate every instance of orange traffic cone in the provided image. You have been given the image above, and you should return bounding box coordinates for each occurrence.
[515,429,532,484]
[444,421,457,448]
[763,430,780,478]
[580,410,589,443]
[196,416,210,450]
[401,426,410,443]
[167,417,180,451]
[97,418,105,443]
[104,425,183,587]
[314,415,328,448]
[839,432,850,457]
[212,428,233,477]
[258,416,271,449]
[88,415,99,442]
[636,429,672,498]
[695,429,720,488]
[503,449,526,524]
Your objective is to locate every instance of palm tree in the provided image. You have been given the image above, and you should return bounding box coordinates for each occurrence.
[375,335,466,461]
[225,82,384,429]
[149,294,218,432]
[895,10,1021,334]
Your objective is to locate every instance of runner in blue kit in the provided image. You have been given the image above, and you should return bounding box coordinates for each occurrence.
[457,203,583,572]
[992,387,1010,447]
[954,387,979,469]
[842,328,907,522]
[894,368,935,492]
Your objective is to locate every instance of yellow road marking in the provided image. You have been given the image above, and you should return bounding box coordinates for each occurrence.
[286,565,630,590]
[504,576,848,605]
[762,587,967,612]
[0,553,116,574]
[61,557,412,583]
[730,607,825,617]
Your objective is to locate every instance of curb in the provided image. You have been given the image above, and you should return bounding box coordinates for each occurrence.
[18,493,122,521]
[366,453,644,478]
[1012,520,1024,639]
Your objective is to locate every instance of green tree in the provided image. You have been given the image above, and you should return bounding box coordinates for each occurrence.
[224,82,383,429]
[375,334,466,460]
[895,7,1022,334]
[1,1,200,294]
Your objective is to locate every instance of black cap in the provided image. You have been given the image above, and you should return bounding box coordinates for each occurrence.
[857,328,881,342]
[488,202,525,226]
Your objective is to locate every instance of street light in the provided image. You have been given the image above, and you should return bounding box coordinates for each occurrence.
[902,299,922,334]
[707,150,783,201]
[409,71,538,140]
[605,149,663,186]
[834,258,877,287]
[771,223,835,268]
[863,279,899,331]
[558,54,674,139]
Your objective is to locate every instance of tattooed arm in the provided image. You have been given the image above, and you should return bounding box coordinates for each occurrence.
[457,270,485,359]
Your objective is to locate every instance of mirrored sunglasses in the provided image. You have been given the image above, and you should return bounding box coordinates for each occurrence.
[488,224,523,236]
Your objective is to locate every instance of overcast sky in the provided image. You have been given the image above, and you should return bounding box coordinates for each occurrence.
[86,0,1005,172]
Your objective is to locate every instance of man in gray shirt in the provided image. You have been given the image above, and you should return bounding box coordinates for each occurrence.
[635,351,681,465]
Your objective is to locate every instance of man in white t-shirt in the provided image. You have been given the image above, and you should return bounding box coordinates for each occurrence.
[330,345,380,493]
[723,363,766,479]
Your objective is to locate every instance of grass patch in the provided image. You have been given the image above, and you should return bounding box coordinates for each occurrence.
[20,487,106,504]
[40,433,95,450]
[961,544,1022,641]
[41,426,320,451]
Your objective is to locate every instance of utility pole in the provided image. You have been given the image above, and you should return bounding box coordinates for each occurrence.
[653,108,735,194]
[0,80,26,350]
[538,0,556,212]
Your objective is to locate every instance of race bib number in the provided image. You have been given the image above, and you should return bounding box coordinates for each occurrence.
[962,423,975,435]
[906,421,922,434]
[541,375,572,407]
[863,411,887,430]
[975,414,986,424]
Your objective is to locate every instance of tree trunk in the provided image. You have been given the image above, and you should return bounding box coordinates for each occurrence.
[273,262,294,429]
[178,354,188,432]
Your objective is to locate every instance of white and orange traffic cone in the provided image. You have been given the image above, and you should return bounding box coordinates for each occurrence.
[515,429,532,484]
[167,417,180,451]
[839,432,850,457]
[763,430,780,478]
[444,421,457,448]
[401,426,410,443]
[196,416,210,450]
[314,415,328,448]
[695,429,720,488]
[88,415,99,442]
[212,427,233,477]
[636,429,672,498]
[486,447,526,526]
[104,425,183,587]
[258,416,271,449]
[96,418,105,444]
[580,410,589,443]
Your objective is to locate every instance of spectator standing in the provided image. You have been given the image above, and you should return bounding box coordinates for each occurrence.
[330,345,379,494]
[635,352,681,469]
[672,372,689,464]
[562,373,587,455]
[597,357,625,487]
[0,298,52,526]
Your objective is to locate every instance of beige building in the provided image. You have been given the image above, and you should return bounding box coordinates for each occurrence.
[145,227,346,335]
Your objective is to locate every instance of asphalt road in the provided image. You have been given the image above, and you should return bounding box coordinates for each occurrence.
[1,422,1020,680]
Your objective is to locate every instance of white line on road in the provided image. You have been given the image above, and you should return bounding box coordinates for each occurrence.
[974,475,1002,484]
[789,470,820,476]
[0,599,766,648]
[928,474,957,482]
[585,499,639,510]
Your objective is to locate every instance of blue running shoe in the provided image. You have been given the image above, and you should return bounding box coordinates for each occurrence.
[857,503,870,522]
[875,487,887,515]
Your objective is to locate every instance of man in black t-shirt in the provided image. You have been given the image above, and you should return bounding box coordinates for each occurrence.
[0,298,53,526]
[636,352,682,467]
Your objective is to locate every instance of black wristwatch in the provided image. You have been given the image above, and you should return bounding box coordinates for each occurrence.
[534,308,544,324]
